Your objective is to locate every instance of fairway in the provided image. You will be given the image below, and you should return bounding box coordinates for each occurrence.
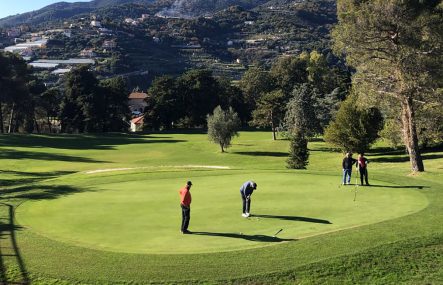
[17,170,427,254]
[1,132,441,284]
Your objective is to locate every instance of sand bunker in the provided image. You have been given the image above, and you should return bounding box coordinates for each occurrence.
[85,165,230,174]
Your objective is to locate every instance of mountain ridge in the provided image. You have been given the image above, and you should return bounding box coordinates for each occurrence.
[0,0,283,27]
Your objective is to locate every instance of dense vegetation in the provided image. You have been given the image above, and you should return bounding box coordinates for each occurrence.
[333,0,443,171]
[0,53,129,134]
[0,0,441,174]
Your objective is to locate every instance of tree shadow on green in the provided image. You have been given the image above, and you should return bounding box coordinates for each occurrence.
[1,185,87,201]
[0,133,186,150]
[252,214,332,224]
[192,232,295,242]
[0,203,29,284]
[0,171,76,187]
[0,149,108,163]
[233,151,289,157]
[370,153,443,163]
[366,185,429,190]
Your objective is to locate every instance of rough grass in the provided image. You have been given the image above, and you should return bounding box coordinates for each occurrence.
[0,132,441,284]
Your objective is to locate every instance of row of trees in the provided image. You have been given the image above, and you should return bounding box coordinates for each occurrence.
[0,52,129,133]
[240,51,350,141]
[144,51,350,133]
[144,69,247,130]
[143,51,350,168]
[0,52,45,133]
[60,66,129,133]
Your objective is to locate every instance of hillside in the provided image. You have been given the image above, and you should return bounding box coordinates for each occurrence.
[0,0,156,27]
[0,0,337,89]
[0,0,286,27]
[157,0,269,18]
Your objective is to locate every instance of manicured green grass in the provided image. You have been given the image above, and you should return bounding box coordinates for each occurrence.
[0,132,442,284]
[17,171,427,254]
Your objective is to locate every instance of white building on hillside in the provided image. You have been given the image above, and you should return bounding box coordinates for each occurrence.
[130,116,144,132]
[91,20,102,28]
[4,39,48,53]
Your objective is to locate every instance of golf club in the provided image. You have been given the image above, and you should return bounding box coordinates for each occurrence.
[273,228,283,237]
[354,168,359,201]
[355,167,359,186]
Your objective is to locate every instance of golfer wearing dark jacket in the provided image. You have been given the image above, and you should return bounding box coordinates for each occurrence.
[342,152,357,185]
[240,181,257,217]
[357,153,370,186]
[179,181,192,234]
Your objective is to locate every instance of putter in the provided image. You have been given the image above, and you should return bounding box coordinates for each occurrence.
[246,195,250,217]
[273,228,283,237]
[353,169,359,201]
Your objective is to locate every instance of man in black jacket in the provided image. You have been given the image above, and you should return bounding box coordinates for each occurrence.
[357,153,370,186]
[342,152,357,185]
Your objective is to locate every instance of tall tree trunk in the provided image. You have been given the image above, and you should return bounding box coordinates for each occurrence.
[271,110,276,140]
[34,117,40,133]
[0,103,4,133]
[401,97,424,172]
[8,103,15,133]
[47,116,52,133]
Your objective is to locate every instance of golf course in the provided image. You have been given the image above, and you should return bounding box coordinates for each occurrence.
[1,131,442,284]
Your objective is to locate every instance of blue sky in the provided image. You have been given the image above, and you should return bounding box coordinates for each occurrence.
[0,0,92,19]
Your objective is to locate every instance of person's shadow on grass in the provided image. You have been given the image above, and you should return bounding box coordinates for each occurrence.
[365,184,429,190]
[251,214,332,224]
[192,232,296,242]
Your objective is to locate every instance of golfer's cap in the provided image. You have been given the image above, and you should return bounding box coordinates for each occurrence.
[252,182,257,189]
[187,180,193,186]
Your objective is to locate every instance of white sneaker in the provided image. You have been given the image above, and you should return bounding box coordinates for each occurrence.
[242,213,248,217]
[245,212,250,217]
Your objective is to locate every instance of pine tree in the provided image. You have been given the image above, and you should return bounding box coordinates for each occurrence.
[251,89,287,140]
[284,83,320,138]
[287,130,309,169]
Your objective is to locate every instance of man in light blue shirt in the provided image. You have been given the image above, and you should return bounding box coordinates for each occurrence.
[240,181,257,217]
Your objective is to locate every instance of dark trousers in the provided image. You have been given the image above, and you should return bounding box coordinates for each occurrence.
[359,168,369,185]
[241,193,251,213]
[181,204,190,232]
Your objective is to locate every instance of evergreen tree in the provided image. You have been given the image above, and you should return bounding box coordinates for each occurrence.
[60,71,129,133]
[270,56,308,95]
[0,52,37,133]
[217,77,249,124]
[251,89,287,140]
[239,66,274,109]
[178,69,220,127]
[145,75,181,130]
[207,106,240,152]
[60,66,100,133]
[287,130,309,169]
[324,95,384,153]
[100,76,129,132]
[39,88,61,133]
[284,83,321,138]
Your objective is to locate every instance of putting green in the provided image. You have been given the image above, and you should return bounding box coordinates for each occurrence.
[17,170,428,254]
